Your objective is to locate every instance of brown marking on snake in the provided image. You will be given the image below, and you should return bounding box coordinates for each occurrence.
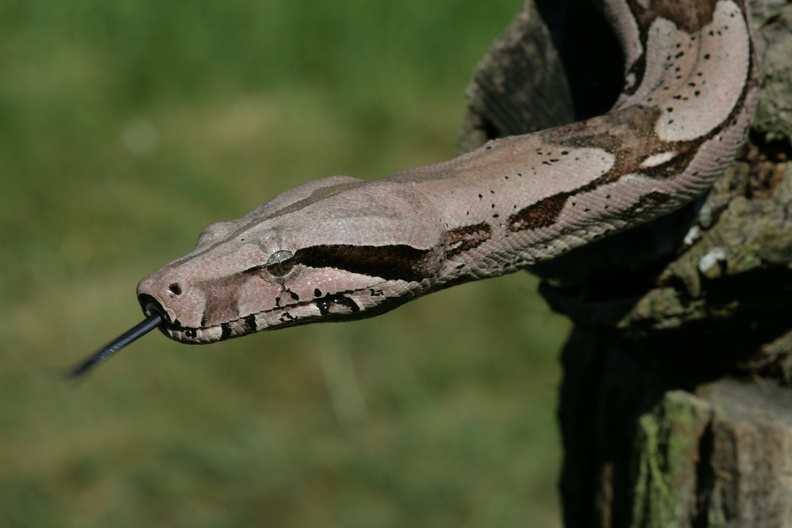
[445,222,493,258]
[508,60,756,234]
[549,106,670,184]
[619,0,723,97]
[627,0,719,35]
[295,244,436,282]
[622,190,674,217]
[267,181,365,220]
[508,107,668,233]
[200,278,242,325]
[503,112,661,235]
[508,193,570,232]
[554,45,757,185]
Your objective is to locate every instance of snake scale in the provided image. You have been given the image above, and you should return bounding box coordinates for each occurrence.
[70,0,758,375]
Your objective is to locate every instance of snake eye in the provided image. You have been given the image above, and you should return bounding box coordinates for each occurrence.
[265,250,295,277]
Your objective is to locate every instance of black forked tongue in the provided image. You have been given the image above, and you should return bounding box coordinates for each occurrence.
[65,313,163,379]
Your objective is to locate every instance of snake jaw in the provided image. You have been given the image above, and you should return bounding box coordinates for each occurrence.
[153,279,420,344]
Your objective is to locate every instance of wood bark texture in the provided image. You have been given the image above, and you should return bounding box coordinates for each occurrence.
[458,0,792,526]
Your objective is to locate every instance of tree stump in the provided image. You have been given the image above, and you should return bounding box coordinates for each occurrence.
[458,0,792,526]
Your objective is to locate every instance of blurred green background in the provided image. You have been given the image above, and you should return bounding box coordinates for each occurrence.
[0,1,571,526]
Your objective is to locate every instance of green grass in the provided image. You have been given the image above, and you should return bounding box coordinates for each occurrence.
[0,1,570,526]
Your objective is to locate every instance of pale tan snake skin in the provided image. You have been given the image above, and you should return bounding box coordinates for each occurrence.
[69,0,758,376]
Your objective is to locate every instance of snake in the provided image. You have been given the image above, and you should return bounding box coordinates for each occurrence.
[69,0,757,376]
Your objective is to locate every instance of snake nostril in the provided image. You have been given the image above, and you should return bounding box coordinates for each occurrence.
[168,283,182,296]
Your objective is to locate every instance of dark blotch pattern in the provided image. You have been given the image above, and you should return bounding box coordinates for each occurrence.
[627,0,719,37]
[445,222,492,258]
[508,193,570,232]
[295,244,432,282]
[621,190,674,217]
[316,294,361,316]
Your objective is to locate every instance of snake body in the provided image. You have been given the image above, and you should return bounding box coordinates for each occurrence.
[136,0,758,344]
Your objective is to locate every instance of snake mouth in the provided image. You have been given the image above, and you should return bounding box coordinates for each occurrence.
[136,293,215,343]
[137,293,176,334]
[138,282,411,345]
[138,293,320,344]
[138,294,165,318]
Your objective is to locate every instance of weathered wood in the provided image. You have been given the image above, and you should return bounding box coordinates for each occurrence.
[459,0,792,526]
[630,381,792,526]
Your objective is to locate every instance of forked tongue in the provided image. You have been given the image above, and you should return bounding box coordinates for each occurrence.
[65,313,163,378]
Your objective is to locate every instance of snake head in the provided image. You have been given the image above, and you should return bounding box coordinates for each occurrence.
[136,175,445,343]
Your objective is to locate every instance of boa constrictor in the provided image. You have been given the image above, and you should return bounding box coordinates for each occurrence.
[70,0,757,376]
